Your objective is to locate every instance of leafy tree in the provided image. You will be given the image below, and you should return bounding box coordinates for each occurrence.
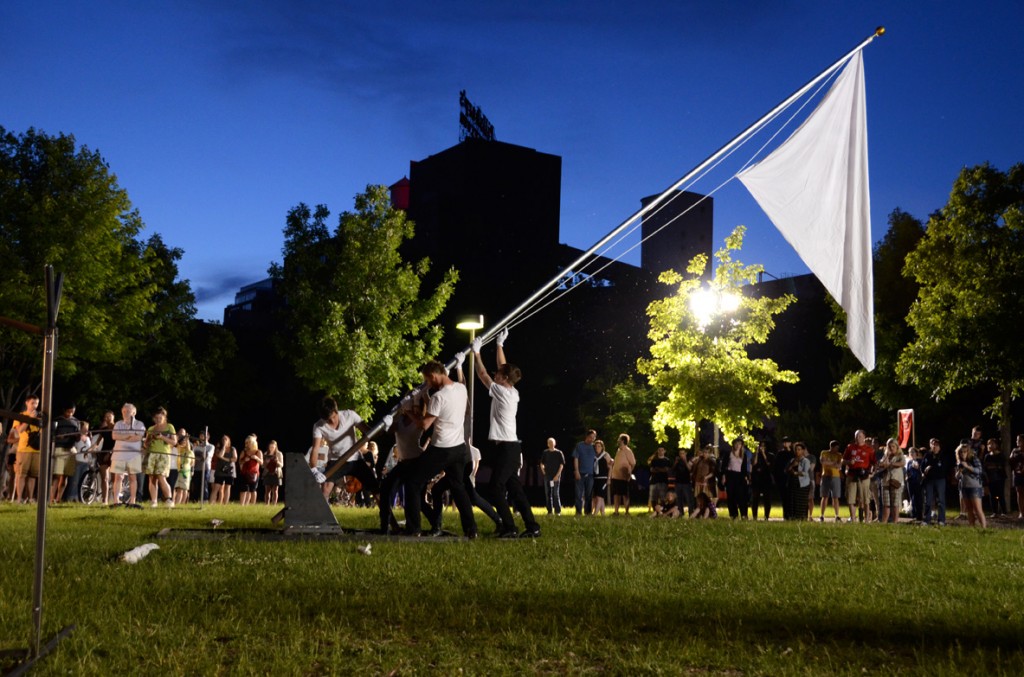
[269,185,458,418]
[830,208,926,407]
[898,163,1024,448]
[0,126,208,414]
[638,226,798,449]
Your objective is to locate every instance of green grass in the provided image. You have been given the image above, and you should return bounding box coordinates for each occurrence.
[2,502,1023,675]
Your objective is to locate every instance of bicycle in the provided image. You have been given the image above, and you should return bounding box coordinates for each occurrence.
[78,452,130,505]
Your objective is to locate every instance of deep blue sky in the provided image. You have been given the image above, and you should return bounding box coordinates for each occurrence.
[3,1,1023,321]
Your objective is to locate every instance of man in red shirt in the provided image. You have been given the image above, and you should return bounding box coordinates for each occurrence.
[842,430,876,523]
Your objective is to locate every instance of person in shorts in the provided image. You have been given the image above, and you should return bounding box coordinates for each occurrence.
[610,434,636,515]
[172,428,194,506]
[262,440,284,505]
[111,403,147,508]
[143,407,176,507]
[10,395,41,503]
[51,403,83,504]
[841,430,875,523]
[818,440,843,522]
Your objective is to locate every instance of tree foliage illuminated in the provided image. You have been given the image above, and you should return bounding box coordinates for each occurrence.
[638,226,798,449]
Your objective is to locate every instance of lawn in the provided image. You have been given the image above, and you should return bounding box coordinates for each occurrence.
[1,502,1022,675]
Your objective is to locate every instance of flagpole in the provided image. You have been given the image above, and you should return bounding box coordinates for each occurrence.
[469,26,885,350]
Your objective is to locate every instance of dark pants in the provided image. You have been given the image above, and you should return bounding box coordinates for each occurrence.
[907,478,923,520]
[675,482,695,516]
[545,478,562,514]
[484,440,538,532]
[987,479,1007,515]
[426,462,501,531]
[725,471,749,519]
[575,473,594,514]
[751,481,772,519]
[924,479,946,524]
[379,460,412,530]
[404,444,477,536]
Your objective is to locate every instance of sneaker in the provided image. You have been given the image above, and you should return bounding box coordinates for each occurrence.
[128,503,143,509]
[818,516,824,523]
[497,530,519,539]
[165,499,175,508]
[520,527,541,538]
[151,501,158,508]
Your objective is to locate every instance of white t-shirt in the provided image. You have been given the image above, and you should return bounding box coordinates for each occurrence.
[112,418,146,463]
[487,382,519,442]
[426,382,468,448]
[312,410,363,461]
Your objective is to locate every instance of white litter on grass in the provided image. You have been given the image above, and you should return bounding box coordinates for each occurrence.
[210,519,224,528]
[121,543,159,564]
[357,543,372,556]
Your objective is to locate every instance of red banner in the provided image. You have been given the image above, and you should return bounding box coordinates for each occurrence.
[897,409,914,449]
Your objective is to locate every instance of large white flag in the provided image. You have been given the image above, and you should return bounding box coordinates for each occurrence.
[738,51,874,371]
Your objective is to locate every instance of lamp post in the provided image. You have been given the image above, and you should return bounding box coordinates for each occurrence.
[689,285,741,451]
[456,314,485,446]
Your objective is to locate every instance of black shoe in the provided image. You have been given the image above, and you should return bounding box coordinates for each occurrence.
[497,530,519,539]
[520,526,541,538]
[465,531,478,540]
[429,527,444,537]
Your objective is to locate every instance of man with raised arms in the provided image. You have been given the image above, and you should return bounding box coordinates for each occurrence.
[471,328,540,538]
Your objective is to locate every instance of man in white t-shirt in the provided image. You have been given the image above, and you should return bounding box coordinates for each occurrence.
[310,397,373,499]
[404,360,478,538]
[472,328,539,538]
[110,403,146,508]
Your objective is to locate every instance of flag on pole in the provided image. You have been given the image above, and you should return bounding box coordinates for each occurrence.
[897,409,914,449]
[738,51,874,371]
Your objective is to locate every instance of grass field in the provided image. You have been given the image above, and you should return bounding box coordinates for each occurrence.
[1,501,1022,675]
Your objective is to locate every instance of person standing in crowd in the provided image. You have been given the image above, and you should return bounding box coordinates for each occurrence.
[672,448,694,517]
[51,403,83,504]
[786,442,811,521]
[405,360,477,538]
[572,430,597,516]
[310,397,374,501]
[540,437,564,516]
[750,440,773,520]
[876,438,906,524]
[956,443,986,528]
[191,430,215,502]
[592,439,611,516]
[905,447,925,522]
[1010,434,1024,520]
[110,403,146,508]
[211,435,237,505]
[773,437,794,519]
[471,328,540,538]
[9,394,41,503]
[262,440,284,505]
[648,446,673,513]
[238,434,263,506]
[691,445,718,510]
[378,394,427,534]
[68,420,93,502]
[172,428,194,506]
[93,410,115,504]
[720,438,752,520]
[143,407,177,508]
[982,437,1007,519]
[842,430,875,523]
[921,438,946,526]
[818,440,843,522]
[610,434,636,516]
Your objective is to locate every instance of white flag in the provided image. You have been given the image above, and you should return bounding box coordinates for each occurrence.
[738,51,874,371]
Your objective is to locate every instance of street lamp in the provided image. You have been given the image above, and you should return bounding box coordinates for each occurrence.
[456,314,485,446]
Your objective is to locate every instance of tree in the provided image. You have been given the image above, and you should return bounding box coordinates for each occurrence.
[830,208,926,407]
[638,226,798,449]
[898,163,1024,449]
[269,185,458,418]
[0,126,207,414]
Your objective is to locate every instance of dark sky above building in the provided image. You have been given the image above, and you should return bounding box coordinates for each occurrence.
[3,1,1022,320]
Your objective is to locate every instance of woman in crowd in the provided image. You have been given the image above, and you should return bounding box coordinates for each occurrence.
[263,440,284,505]
[592,439,611,516]
[143,407,177,508]
[238,434,264,506]
[750,440,773,520]
[95,410,116,504]
[1010,434,1024,520]
[211,435,237,505]
[172,428,194,506]
[876,438,906,524]
[956,444,986,528]
[786,442,811,521]
[691,445,718,510]
[721,437,752,519]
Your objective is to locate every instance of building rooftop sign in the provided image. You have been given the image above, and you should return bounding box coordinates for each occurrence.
[459,90,495,142]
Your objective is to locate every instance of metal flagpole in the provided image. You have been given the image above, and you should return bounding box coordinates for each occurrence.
[471,27,885,349]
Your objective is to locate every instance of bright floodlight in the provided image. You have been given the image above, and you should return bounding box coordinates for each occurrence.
[690,287,740,329]
[456,314,484,331]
